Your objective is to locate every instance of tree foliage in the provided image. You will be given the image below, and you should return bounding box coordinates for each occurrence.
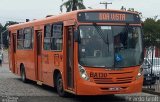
[60,0,86,12]
[0,21,18,48]
[0,23,2,29]
[143,18,160,48]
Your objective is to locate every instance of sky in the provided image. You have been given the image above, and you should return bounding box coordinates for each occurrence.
[0,0,160,25]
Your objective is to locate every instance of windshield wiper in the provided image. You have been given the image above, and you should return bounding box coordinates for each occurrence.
[93,23,109,53]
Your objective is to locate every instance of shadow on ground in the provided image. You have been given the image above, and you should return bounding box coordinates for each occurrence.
[13,78,126,102]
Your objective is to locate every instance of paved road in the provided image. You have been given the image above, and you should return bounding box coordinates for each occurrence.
[0,64,159,102]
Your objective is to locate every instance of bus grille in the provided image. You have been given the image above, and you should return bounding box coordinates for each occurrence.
[93,77,133,84]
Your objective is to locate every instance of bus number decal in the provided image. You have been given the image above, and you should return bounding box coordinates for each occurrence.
[90,72,107,78]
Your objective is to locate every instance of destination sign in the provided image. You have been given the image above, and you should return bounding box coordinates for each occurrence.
[78,12,141,23]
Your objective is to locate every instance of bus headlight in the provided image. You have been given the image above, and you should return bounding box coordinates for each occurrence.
[136,67,143,79]
[78,64,89,81]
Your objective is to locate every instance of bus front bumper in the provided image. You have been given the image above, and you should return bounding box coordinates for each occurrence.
[76,76,143,95]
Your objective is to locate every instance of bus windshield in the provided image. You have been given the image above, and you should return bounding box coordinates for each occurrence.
[78,25,143,68]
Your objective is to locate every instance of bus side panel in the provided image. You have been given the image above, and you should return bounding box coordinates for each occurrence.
[41,51,53,86]
[41,51,64,87]
[16,50,36,80]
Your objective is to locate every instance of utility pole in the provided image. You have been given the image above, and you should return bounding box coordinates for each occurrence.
[100,2,112,9]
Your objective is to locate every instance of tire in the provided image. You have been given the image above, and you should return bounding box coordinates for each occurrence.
[20,66,27,83]
[56,74,67,97]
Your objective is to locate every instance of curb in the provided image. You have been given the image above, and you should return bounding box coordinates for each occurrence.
[143,88,160,96]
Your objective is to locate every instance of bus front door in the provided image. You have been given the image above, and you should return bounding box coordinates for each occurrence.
[66,26,74,90]
[36,30,42,81]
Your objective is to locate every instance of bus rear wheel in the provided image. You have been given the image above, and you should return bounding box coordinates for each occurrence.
[56,74,67,97]
[20,66,27,83]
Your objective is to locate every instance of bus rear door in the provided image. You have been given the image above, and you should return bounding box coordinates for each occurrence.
[11,33,16,73]
[36,30,42,82]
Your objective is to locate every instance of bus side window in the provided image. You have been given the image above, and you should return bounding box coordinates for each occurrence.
[44,24,51,50]
[51,24,63,51]
[23,28,33,49]
[17,29,24,49]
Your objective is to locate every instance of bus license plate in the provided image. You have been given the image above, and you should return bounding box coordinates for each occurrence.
[109,87,122,91]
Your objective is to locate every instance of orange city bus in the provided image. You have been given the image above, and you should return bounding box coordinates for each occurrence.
[8,9,144,96]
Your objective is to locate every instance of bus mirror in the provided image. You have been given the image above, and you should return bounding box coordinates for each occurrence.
[74,30,80,42]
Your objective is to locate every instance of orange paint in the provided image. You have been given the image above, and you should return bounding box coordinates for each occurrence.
[8,9,143,96]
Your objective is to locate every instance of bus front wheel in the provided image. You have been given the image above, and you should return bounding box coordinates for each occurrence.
[56,74,67,97]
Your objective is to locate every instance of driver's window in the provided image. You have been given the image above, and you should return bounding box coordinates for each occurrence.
[128,27,139,49]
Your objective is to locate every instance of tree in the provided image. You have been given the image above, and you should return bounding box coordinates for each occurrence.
[0,23,2,29]
[60,0,86,12]
[0,21,18,48]
[143,18,160,48]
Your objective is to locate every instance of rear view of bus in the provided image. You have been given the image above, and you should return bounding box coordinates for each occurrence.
[75,10,143,95]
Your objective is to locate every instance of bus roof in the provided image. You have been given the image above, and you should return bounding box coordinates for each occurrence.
[9,9,139,30]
